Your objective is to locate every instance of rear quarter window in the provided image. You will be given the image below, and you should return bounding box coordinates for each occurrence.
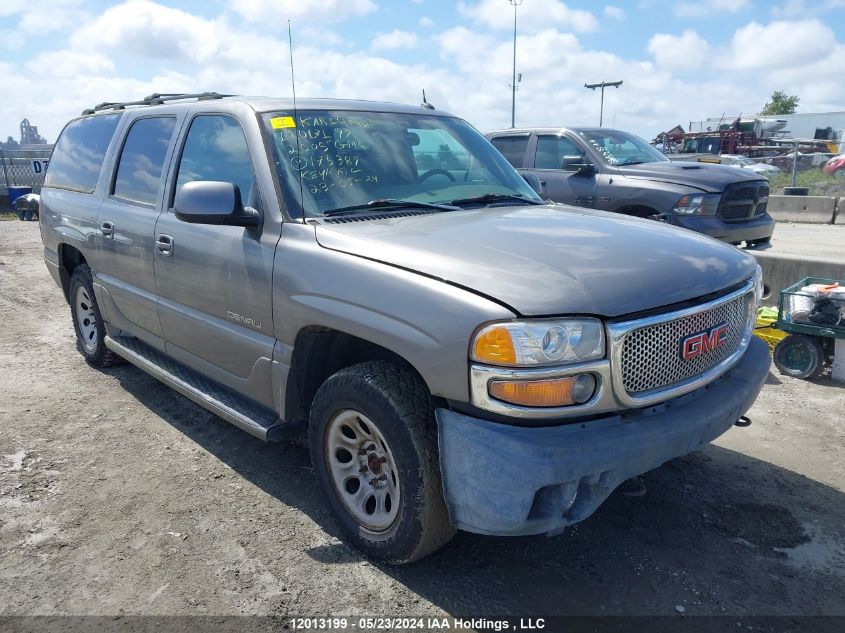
[45,114,122,193]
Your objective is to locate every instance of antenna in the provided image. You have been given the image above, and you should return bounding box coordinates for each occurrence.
[421,89,434,110]
[288,20,305,219]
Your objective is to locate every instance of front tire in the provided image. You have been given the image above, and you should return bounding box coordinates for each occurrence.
[69,265,123,368]
[308,361,455,564]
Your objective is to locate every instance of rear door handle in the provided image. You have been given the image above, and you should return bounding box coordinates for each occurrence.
[156,234,174,256]
[99,221,114,239]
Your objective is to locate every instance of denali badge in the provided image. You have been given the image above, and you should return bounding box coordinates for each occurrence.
[681,322,729,360]
[227,311,262,330]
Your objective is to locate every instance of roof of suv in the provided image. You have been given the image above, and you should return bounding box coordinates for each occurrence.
[81,93,455,118]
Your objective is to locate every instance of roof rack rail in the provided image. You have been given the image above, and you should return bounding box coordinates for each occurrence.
[81,92,232,115]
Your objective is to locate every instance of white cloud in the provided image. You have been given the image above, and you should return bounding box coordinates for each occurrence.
[773,0,845,17]
[3,1,845,152]
[25,51,115,78]
[459,0,598,33]
[725,19,835,70]
[0,0,88,34]
[674,0,750,17]
[70,1,288,67]
[647,30,710,71]
[371,30,419,51]
[231,0,376,23]
[419,16,435,28]
[603,5,625,20]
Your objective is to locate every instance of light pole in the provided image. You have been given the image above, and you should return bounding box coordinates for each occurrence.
[509,0,522,128]
[584,80,623,126]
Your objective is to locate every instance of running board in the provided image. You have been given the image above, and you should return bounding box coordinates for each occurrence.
[104,335,301,442]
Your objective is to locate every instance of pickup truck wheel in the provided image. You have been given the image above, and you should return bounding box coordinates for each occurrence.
[69,265,123,368]
[309,361,455,564]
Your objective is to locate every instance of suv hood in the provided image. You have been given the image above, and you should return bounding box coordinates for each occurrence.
[314,205,756,317]
[619,161,762,193]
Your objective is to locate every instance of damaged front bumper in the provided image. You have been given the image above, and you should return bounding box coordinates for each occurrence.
[435,336,770,536]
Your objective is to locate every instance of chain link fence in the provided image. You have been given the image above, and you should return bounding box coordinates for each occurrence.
[1,148,53,193]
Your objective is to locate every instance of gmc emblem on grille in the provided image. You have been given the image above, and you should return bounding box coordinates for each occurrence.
[681,322,730,360]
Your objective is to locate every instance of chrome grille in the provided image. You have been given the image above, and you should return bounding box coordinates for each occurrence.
[619,292,753,395]
[717,182,769,222]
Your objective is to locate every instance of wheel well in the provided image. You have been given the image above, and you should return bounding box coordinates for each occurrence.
[285,327,429,422]
[616,205,658,219]
[58,244,87,303]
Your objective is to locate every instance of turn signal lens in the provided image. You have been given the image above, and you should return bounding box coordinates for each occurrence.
[473,326,516,365]
[490,377,575,407]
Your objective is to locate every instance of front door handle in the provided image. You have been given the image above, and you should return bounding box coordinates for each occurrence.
[156,234,174,256]
[100,221,114,239]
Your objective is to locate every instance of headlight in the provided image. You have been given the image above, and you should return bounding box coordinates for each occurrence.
[471,319,605,367]
[753,263,764,306]
[672,193,719,215]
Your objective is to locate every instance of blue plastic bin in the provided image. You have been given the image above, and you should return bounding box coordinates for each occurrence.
[8,186,33,208]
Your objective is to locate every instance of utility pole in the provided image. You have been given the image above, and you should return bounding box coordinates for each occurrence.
[509,0,522,128]
[584,80,623,126]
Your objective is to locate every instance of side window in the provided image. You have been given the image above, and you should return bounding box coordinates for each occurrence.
[489,135,529,168]
[175,115,255,205]
[44,114,122,193]
[112,117,177,206]
[534,135,583,169]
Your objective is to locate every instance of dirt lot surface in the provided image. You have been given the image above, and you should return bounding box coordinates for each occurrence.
[1,219,843,623]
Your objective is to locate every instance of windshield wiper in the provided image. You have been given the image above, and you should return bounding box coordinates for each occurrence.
[323,198,460,217]
[449,193,543,207]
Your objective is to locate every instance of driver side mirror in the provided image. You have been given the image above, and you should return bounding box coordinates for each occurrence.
[561,154,595,175]
[174,181,261,228]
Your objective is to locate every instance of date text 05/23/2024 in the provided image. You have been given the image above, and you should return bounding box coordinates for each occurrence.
[289,617,547,631]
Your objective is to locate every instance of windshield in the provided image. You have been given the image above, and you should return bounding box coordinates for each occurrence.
[262,110,541,217]
[577,129,670,166]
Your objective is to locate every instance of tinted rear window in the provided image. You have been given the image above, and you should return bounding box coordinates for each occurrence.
[489,135,529,168]
[45,114,121,193]
[113,117,177,206]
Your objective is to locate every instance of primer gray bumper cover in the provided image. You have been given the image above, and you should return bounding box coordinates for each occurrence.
[436,336,770,536]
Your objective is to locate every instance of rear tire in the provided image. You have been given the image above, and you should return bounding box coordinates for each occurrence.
[308,361,455,564]
[773,334,824,379]
[69,265,123,368]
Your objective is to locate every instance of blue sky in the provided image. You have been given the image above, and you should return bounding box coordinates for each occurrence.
[2,0,844,142]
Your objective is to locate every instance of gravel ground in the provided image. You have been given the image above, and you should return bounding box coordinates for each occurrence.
[0,219,843,622]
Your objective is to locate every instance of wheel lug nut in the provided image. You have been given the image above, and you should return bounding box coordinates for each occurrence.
[359,465,368,473]
[366,443,376,452]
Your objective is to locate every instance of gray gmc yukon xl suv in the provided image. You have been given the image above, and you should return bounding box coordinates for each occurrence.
[487,127,775,246]
[39,94,770,564]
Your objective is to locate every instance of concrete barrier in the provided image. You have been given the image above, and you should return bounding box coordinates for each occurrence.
[767,195,837,224]
[752,250,845,298]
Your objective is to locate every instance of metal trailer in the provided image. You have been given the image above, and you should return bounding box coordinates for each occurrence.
[774,277,845,380]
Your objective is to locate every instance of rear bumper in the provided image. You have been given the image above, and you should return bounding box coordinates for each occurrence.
[435,336,770,536]
[671,213,775,244]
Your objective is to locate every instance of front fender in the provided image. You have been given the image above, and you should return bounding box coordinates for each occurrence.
[272,223,515,405]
